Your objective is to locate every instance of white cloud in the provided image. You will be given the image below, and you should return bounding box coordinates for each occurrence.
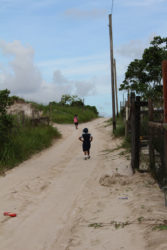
[74,80,96,96]
[115,39,147,88]
[0,40,43,94]
[63,63,109,77]
[38,53,110,79]
[0,40,98,103]
[53,70,68,84]
[115,35,161,90]
[52,70,96,97]
[116,40,145,59]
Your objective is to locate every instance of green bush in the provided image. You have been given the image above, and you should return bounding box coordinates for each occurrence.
[0,124,61,172]
[0,89,14,158]
[49,105,98,124]
[30,100,98,124]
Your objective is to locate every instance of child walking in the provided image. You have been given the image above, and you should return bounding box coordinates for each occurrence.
[73,114,78,129]
[79,128,93,160]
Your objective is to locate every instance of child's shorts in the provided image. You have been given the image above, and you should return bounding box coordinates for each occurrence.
[82,142,90,151]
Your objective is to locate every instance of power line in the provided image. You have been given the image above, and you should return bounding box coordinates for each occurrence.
[111,0,114,14]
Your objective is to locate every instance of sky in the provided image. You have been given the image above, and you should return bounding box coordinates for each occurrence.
[0,0,167,116]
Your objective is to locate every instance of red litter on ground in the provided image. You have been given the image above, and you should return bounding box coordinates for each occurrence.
[3,212,17,217]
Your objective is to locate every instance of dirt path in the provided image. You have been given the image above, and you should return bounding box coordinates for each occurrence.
[0,118,167,250]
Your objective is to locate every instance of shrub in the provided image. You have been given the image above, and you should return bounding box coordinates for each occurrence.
[0,123,61,172]
[0,89,14,159]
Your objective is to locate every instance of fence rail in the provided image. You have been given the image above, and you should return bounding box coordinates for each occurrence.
[125,93,167,187]
[122,60,167,190]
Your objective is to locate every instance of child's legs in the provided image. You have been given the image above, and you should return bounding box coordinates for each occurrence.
[84,150,90,155]
[83,144,90,156]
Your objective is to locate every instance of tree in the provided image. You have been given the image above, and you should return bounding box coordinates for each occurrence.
[0,89,13,155]
[119,36,167,99]
[0,89,12,115]
[60,94,72,105]
[60,94,84,106]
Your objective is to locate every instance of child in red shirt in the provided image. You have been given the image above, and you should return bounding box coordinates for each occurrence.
[73,114,78,129]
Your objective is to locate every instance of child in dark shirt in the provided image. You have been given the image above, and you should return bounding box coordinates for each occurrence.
[79,128,93,160]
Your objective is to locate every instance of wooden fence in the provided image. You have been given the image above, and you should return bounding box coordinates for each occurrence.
[125,60,167,188]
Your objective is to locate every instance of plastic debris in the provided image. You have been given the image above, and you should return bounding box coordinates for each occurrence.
[3,212,17,217]
[119,197,128,200]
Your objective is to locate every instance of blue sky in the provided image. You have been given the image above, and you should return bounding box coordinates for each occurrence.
[0,0,167,116]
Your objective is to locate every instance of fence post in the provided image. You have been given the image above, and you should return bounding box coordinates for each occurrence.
[130,93,140,172]
[125,94,130,138]
[148,99,154,170]
[130,93,135,172]
[148,99,153,121]
[135,96,140,170]
[162,60,167,123]
[130,93,140,171]
[162,60,167,183]
[125,101,129,138]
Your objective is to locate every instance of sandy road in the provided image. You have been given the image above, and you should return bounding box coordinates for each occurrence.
[0,118,167,250]
[0,118,110,250]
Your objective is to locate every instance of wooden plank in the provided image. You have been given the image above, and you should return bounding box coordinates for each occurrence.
[149,122,163,129]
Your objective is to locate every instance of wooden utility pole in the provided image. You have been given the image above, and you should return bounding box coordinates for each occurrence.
[162,60,167,178]
[109,14,116,131]
[162,60,167,123]
[114,58,119,116]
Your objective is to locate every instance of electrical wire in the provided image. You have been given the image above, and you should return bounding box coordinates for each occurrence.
[111,0,114,14]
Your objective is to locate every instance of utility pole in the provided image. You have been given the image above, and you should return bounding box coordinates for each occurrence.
[114,58,119,117]
[109,14,116,131]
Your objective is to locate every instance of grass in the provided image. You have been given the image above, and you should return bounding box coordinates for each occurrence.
[104,114,131,155]
[88,221,130,229]
[88,219,167,231]
[0,98,98,174]
[101,145,123,154]
[0,123,61,173]
[88,223,103,229]
[31,103,98,124]
[113,115,125,138]
[50,106,98,123]
[153,225,167,231]
[152,219,167,231]
[113,115,131,152]
[122,136,131,152]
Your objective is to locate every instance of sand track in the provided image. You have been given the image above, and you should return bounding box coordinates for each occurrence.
[0,118,167,250]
